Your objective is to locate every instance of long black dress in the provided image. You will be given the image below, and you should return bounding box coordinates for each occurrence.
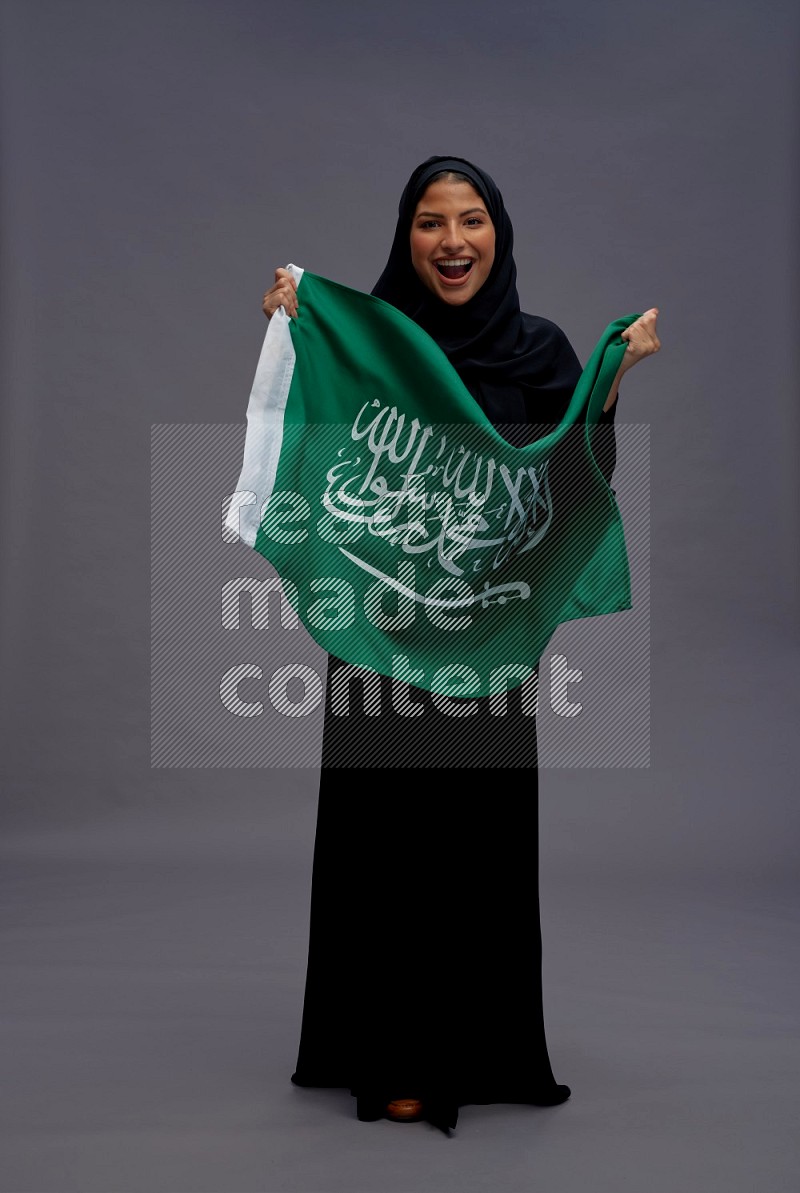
[289,369,618,1136]
[289,155,618,1132]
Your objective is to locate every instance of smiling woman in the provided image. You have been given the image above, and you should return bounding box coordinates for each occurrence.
[258,154,660,1134]
[409,173,496,302]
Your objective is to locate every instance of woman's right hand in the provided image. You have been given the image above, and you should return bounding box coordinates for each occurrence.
[262,267,298,320]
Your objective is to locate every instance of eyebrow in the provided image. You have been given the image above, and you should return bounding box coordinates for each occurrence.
[415,208,488,218]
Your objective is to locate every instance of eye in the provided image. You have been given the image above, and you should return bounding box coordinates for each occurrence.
[465,217,484,226]
[419,220,440,230]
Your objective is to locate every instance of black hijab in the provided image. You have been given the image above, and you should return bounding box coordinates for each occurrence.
[371,155,584,438]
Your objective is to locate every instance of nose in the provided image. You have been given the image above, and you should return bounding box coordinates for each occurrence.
[440,220,466,253]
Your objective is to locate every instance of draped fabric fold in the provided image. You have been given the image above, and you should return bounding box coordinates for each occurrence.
[225,266,636,699]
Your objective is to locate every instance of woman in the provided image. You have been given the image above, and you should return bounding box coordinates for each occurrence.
[261,155,660,1133]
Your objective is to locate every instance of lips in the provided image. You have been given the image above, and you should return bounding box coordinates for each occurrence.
[434,258,474,282]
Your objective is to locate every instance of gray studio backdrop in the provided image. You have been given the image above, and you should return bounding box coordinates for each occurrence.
[1,2,798,1192]
[1,0,797,848]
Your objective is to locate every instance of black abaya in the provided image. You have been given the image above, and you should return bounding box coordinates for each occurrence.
[289,156,619,1132]
[290,380,618,1136]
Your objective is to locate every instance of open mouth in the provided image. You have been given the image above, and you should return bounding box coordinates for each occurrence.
[434,258,474,280]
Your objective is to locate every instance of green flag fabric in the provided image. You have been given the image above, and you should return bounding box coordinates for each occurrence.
[225,265,637,697]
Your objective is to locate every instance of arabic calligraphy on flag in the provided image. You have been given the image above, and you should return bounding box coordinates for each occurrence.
[225,267,635,696]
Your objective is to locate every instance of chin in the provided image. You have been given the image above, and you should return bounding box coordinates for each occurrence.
[438,291,473,305]
[429,280,478,306]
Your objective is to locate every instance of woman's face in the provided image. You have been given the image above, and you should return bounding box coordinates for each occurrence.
[409,178,495,305]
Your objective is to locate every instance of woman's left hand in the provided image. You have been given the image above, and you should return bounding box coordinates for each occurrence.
[602,307,660,411]
[619,308,661,374]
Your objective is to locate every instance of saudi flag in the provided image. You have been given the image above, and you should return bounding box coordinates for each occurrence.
[225,265,636,698]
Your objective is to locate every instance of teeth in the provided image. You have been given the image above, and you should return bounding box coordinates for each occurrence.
[435,258,473,266]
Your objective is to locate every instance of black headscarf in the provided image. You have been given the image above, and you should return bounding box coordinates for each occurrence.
[371,155,585,439]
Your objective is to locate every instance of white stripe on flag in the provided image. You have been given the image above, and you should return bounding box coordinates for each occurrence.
[225,263,304,546]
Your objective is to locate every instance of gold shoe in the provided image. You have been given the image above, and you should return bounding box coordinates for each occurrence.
[385,1097,424,1122]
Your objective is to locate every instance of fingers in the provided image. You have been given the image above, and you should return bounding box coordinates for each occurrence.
[261,267,299,320]
[640,309,661,352]
[621,307,661,364]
